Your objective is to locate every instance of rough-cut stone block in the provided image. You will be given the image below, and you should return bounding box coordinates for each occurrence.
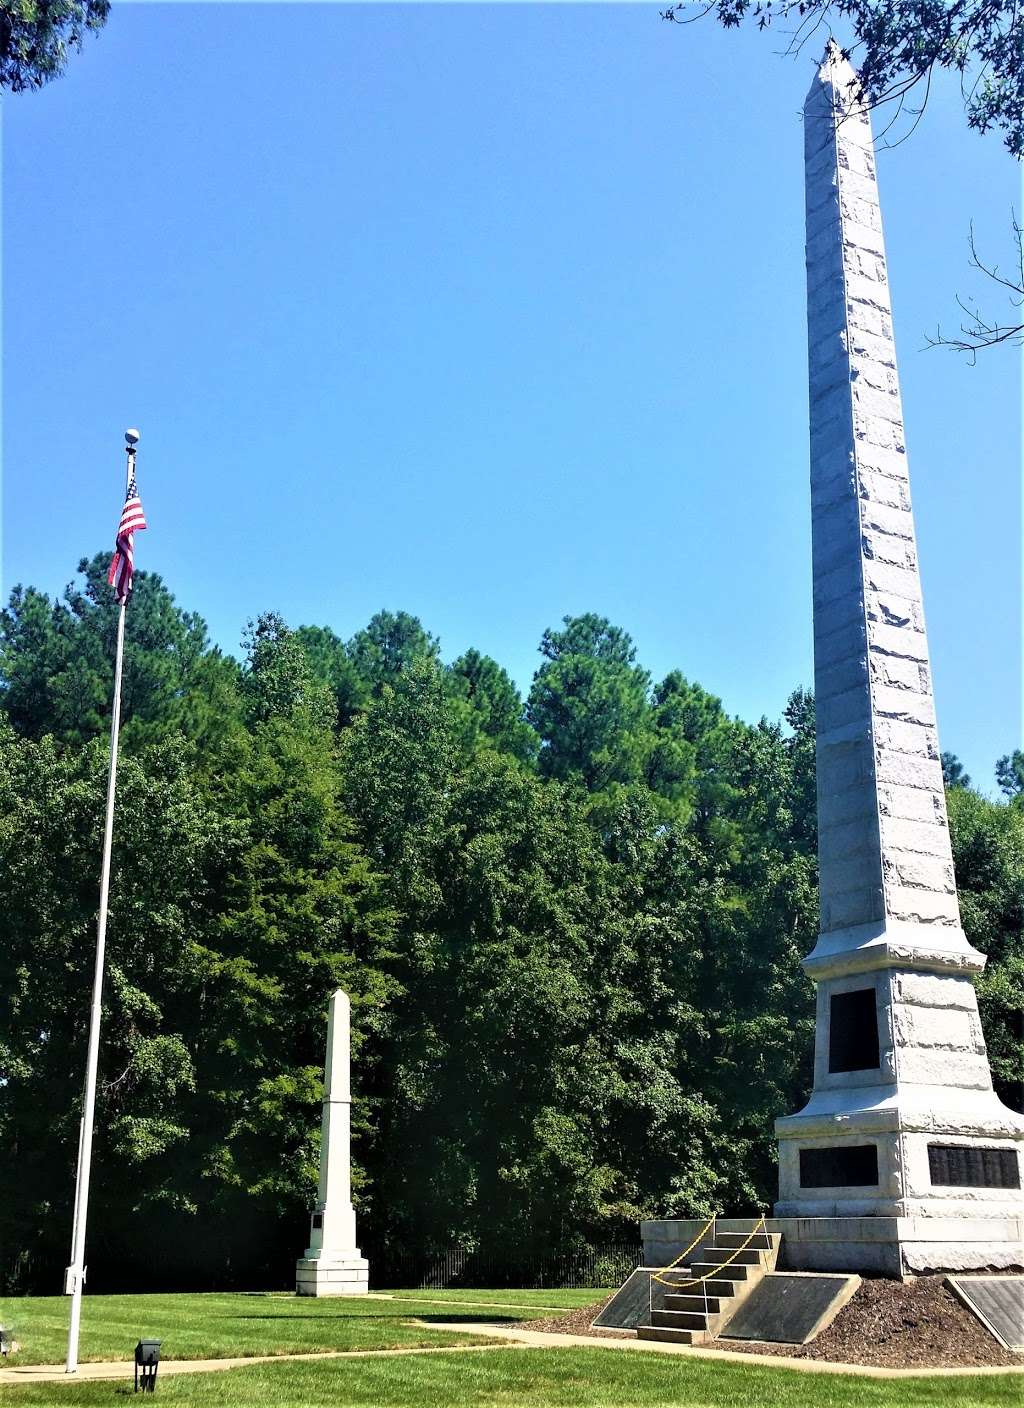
[850,275,895,321]
[870,653,925,691]
[842,218,887,255]
[850,358,897,396]
[879,815,950,857]
[814,527,863,581]
[818,684,872,733]
[815,627,870,678]
[814,560,863,612]
[823,883,886,931]
[807,203,843,245]
[822,850,884,895]
[816,656,869,705]
[818,782,880,829]
[877,783,944,822]
[835,167,879,206]
[874,719,939,758]
[821,818,885,867]
[897,1048,991,1089]
[809,355,850,403]
[884,849,954,892]
[871,686,934,725]
[841,191,883,232]
[862,558,920,599]
[815,379,865,430]
[868,621,930,661]
[857,476,909,516]
[859,501,914,541]
[862,530,915,569]
[874,749,942,790]
[811,405,856,452]
[845,328,898,371]
[890,972,978,1009]
[818,736,875,792]
[893,1005,975,1051]
[855,413,903,452]
[865,591,920,629]
[886,885,961,925]
[857,441,910,477]
[847,301,891,341]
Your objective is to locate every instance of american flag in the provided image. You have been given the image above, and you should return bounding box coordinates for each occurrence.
[107,472,148,604]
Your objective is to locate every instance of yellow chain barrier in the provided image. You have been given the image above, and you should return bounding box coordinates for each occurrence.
[649,1214,716,1287]
[651,1214,768,1289]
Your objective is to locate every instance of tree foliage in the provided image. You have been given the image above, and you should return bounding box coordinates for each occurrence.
[663,0,1024,157]
[0,561,1020,1291]
[0,0,109,93]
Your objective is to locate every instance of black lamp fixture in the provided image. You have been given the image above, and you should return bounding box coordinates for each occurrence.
[134,1340,161,1393]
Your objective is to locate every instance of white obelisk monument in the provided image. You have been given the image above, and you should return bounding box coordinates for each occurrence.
[774,43,1024,1273]
[296,990,369,1295]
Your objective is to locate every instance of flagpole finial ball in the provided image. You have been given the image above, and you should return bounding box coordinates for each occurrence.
[125,429,140,448]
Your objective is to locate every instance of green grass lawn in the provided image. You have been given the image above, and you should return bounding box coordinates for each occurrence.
[0,1288,602,1366]
[3,1346,1021,1407]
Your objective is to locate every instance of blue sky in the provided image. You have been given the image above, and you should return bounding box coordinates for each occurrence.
[3,3,1020,791]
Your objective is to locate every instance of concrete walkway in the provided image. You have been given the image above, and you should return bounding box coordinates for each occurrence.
[425,1320,1024,1379]
[4,1322,1021,1388]
[0,1342,512,1387]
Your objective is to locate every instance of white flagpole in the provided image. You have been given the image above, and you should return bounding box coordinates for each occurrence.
[65,430,138,1375]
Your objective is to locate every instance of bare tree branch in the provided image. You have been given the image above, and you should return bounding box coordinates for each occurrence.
[926,215,1024,361]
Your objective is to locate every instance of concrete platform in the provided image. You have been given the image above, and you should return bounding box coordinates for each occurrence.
[642,1216,1024,1277]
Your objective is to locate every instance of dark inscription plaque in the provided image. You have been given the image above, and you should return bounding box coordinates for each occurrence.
[828,988,880,1073]
[800,1145,878,1188]
[928,1144,1020,1190]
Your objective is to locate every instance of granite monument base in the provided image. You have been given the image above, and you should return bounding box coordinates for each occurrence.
[641,1216,1024,1279]
[295,1252,369,1296]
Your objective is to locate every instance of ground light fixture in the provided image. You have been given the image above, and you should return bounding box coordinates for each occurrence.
[134,1340,161,1393]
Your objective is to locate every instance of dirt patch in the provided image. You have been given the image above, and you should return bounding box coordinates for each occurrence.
[522,1276,1022,1368]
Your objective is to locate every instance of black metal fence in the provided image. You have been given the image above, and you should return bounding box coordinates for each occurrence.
[371,1242,641,1290]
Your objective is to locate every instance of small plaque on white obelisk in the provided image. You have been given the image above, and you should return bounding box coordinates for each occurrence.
[295,990,369,1295]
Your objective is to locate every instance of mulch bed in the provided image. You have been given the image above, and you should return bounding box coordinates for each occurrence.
[524,1293,630,1339]
[521,1276,1021,1369]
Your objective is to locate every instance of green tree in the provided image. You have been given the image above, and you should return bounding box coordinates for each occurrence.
[241,612,335,730]
[294,625,366,724]
[527,614,653,790]
[948,785,1024,1110]
[447,648,539,765]
[346,610,440,698]
[942,751,973,789]
[0,725,232,1288]
[0,553,242,754]
[663,4,1024,157]
[996,748,1024,800]
[0,0,108,92]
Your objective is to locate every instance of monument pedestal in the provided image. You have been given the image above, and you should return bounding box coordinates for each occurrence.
[295,1252,369,1297]
[642,1215,1024,1279]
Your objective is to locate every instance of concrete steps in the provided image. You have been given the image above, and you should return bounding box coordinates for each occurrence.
[637,1222,780,1347]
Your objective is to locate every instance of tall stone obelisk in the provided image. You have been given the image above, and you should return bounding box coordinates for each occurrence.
[775,43,1024,1274]
[296,990,369,1294]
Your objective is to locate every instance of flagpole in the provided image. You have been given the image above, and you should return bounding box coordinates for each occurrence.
[65,430,138,1375]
